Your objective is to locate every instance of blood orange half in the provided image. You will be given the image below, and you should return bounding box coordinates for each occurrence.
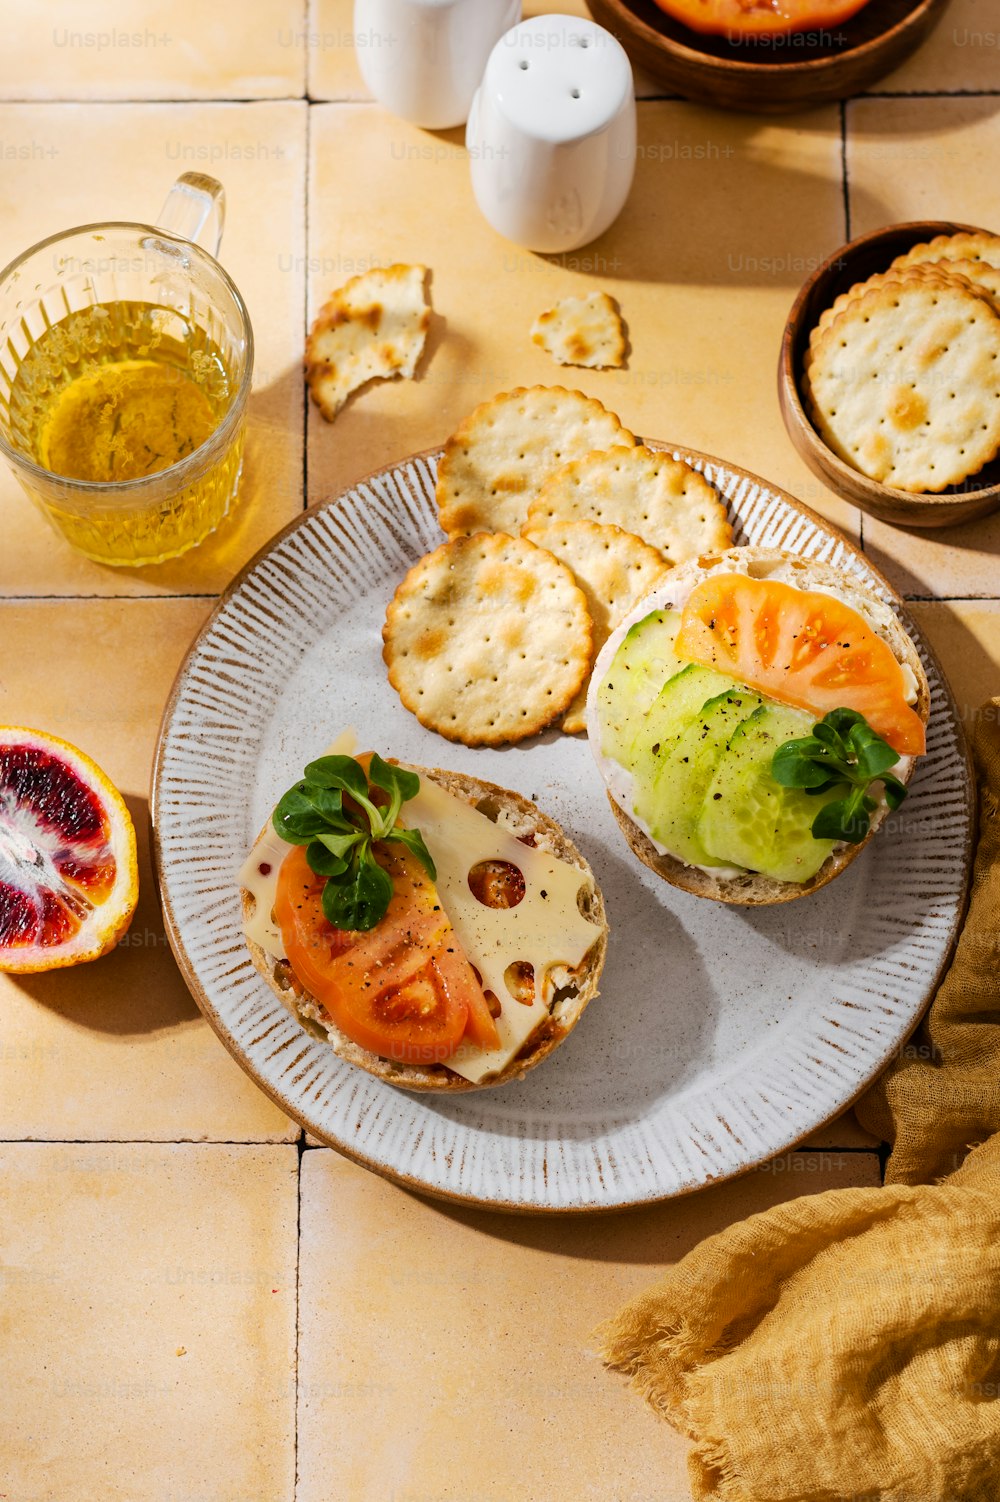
[0,728,138,973]
[650,0,874,38]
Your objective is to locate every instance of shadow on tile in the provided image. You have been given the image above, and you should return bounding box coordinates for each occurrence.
[10,793,202,1036]
[863,509,1000,600]
[909,601,1000,732]
[383,1147,880,1266]
[846,93,1000,140]
[418,117,891,290]
[567,165,887,291]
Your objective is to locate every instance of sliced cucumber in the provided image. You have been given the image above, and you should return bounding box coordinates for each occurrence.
[635,686,764,867]
[596,608,686,765]
[697,703,843,883]
[625,663,732,768]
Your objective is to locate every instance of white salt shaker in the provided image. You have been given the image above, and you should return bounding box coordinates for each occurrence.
[354,0,521,130]
[466,14,636,254]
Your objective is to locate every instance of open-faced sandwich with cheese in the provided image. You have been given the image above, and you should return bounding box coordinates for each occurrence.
[587,546,929,905]
[239,748,608,1091]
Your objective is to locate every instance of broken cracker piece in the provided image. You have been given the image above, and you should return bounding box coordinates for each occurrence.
[531,292,626,370]
[306,263,430,421]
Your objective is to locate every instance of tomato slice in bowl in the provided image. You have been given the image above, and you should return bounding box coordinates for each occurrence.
[675,574,926,756]
[649,0,874,38]
[274,843,499,1066]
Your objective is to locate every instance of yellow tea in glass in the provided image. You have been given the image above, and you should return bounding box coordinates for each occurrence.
[0,173,253,566]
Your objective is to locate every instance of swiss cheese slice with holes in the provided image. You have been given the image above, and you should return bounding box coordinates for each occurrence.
[397,774,600,1083]
[240,763,604,1085]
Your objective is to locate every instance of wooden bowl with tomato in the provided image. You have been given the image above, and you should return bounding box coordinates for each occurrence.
[778,220,1000,529]
[586,0,949,114]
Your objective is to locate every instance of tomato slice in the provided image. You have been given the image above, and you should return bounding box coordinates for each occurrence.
[675,574,926,757]
[435,943,502,1051]
[650,0,873,38]
[274,842,499,1065]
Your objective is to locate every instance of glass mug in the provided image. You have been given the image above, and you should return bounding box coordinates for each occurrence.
[0,172,253,566]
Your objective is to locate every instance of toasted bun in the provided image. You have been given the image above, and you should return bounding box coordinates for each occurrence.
[241,767,608,1091]
[589,546,930,907]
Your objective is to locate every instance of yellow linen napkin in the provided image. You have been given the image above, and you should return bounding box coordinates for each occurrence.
[598,700,1000,1502]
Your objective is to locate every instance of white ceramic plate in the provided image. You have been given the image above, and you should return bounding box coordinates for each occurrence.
[152,446,973,1211]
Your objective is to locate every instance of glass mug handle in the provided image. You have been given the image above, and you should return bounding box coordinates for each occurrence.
[154,172,226,255]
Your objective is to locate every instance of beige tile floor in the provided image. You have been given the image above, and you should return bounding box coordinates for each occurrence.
[0,2,997,1496]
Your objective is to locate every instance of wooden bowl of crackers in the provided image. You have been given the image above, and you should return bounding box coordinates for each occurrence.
[779,221,1000,528]
[587,0,949,115]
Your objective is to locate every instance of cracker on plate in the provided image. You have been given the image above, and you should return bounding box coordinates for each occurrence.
[531,292,626,370]
[436,386,636,539]
[382,532,593,746]
[889,231,1000,275]
[523,519,670,734]
[805,280,1000,492]
[306,264,430,421]
[525,445,732,566]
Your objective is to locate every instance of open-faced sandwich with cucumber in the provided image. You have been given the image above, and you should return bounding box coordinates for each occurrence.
[587,546,929,905]
[239,747,608,1091]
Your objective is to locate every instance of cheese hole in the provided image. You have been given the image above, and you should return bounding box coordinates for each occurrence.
[504,961,535,1006]
[484,990,502,1019]
[468,859,526,909]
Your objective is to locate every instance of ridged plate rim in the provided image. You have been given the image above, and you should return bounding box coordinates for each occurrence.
[151,443,974,1213]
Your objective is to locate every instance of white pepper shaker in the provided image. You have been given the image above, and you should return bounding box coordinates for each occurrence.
[354,0,521,130]
[466,14,636,253]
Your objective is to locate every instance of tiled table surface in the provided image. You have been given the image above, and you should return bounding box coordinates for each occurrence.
[1,1,997,1497]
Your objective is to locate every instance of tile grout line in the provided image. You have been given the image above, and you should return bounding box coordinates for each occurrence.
[0,1136,882,1154]
[294,1136,305,1501]
[0,93,308,106]
[839,98,865,553]
[295,20,310,1490]
[838,99,852,258]
[0,592,219,601]
[0,86,993,112]
[303,101,312,513]
[860,88,1000,99]
[0,88,995,107]
[0,1137,303,1145]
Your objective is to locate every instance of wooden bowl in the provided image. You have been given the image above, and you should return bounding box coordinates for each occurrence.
[587,0,949,114]
[778,220,1000,529]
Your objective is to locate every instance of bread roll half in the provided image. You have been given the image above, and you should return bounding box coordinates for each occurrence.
[587,546,930,906]
[241,767,608,1091]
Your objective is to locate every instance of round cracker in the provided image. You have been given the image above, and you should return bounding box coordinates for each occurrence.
[911,256,1000,308]
[808,266,978,350]
[383,532,593,746]
[526,445,732,566]
[890,230,1000,274]
[805,279,1000,493]
[522,519,670,735]
[436,386,636,539]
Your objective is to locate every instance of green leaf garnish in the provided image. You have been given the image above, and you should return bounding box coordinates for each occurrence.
[321,849,394,931]
[271,754,432,931]
[273,783,332,844]
[384,825,437,879]
[771,708,908,845]
[305,840,350,878]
